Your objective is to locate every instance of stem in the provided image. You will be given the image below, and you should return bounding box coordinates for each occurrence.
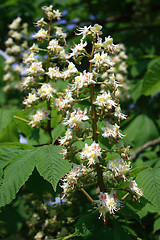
[89,37,106,193]
[131,137,160,160]
[121,192,130,201]
[61,233,76,240]
[80,188,95,204]
[47,99,52,139]
[14,116,29,123]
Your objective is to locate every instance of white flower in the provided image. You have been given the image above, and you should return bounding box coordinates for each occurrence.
[94,91,117,108]
[55,27,67,39]
[107,157,131,178]
[34,28,48,40]
[76,25,91,39]
[114,106,127,120]
[129,178,143,198]
[5,38,14,46]
[68,40,87,58]
[119,51,128,59]
[59,128,73,145]
[23,52,36,64]
[21,76,34,88]
[62,62,78,79]
[63,90,74,105]
[90,24,102,36]
[30,43,39,52]
[3,72,13,81]
[9,17,21,30]
[119,61,127,73]
[63,108,89,128]
[103,35,113,47]
[6,56,15,65]
[47,39,63,53]
[35,18,47,27]
[101,122,125,139]
[80,141,101,165]
[29,108,50,127]
[61,164,88,196]
[38,83,56,99]
[42,5,53,13]
[53,9,62,20]
[116,73,124,82]
[90,51,114,68]
[11,31,22,40]
[46,67,61,79]
[73,73,85,90]
[23,92,39,106]
[10,45,21,54]
[14,64,24,73]
[26,62,44,75]
[95,190,121,216]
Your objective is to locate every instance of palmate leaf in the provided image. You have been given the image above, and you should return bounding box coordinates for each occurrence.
[136,168,160,211]
[0,144,71,207]
[141,57,160,96]
[0,109,14,134]
[124,114,159,148]
[0,149,35,207]
[35,145,72,191]
[51,123,66,144]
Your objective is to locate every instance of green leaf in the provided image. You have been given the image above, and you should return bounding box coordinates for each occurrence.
[51,123,66,144]
[138,202,157,219]
[113,220,132,240]
[14,109,32,137]
[0,109,14,134]
[124,114,159,147]
[129,80,143,102]
[130,167,147,179]
[35,145,72,191]
[118,203,141,223]
[25,169,55,199]
[28,128,51,146]
[0,121,19,142]
[141,57,160,96]
[0,149,35,207]
[154,217,160,233]
[136,168,160,211]
[0,142,34,149]
[75,210,100,238]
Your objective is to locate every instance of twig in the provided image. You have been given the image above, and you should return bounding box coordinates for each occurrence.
[79,188,95,205]
[131,137,160,160]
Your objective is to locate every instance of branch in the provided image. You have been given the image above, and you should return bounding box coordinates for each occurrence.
[131,137,160,160]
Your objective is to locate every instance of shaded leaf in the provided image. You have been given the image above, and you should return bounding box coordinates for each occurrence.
[136,168,160,211]
[0,109,14,134]
[141,57,160,96]
[124,114,159,147]
[154,217,160,233]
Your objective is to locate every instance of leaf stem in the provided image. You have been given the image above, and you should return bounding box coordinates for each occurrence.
[80,188,95,204]
[14,115,29,123]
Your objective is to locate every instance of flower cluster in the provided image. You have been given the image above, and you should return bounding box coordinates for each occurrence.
[3,17,28,92]
[29,108,50,127]
[95,191,121,216]
[21,5,68,128]
[17,5,142,221]
[55,22,143,220]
